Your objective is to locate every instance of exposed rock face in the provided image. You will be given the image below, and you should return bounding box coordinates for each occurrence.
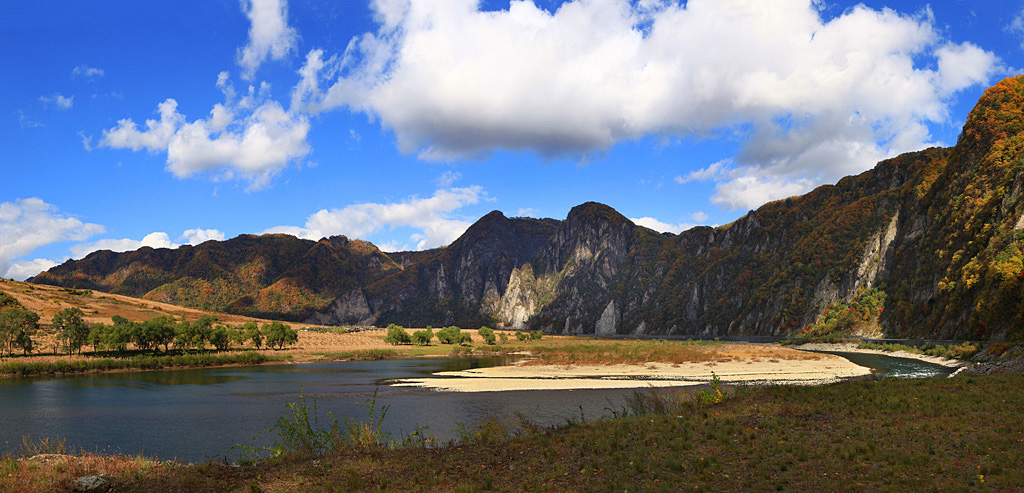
[31,77,1024,341]
[305,289,376,326]
[595,300,618,336]
[494,266,541,330]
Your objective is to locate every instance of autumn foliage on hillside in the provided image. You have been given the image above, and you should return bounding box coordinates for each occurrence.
[32,234,400,322]
[885,75,1024,340]
[27,77,1024,342]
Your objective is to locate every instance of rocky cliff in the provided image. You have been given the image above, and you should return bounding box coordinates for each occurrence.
[32,77,1024,341]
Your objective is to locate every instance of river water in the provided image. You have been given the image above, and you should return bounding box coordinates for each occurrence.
[0,351,954,462]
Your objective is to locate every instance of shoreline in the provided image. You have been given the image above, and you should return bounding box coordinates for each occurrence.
[394,352,872,392]
[791,342,967,368]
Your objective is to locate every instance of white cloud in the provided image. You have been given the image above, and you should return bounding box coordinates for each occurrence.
[436,170,462,187]
[376,240,411,253]
[101,84,311,190]
[78,131,94,151]
[630,216,697,234]
[266,186,487,250]
[7,259,58,281]
[676,159,732,184]
[294,0,999,209]
[691,211,708,223]
[934,42,1000,95]
[0,198,104,280]
[18,110,43,129]
[102,99,184,152]
[237,0,298,80]
[515,207,539,217]
[181,228,226,245]
[1009,8,1024,50]
[71,232,177,259]
[711,174,815,211]
[71,65,105,79]
[40,93,74,110]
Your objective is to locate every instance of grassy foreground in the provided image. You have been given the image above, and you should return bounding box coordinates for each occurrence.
[4,374,1022,492]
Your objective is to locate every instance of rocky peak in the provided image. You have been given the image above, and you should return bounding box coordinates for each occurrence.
[564,202,633,230]
[549,202,634,266]
[325,235,351,247]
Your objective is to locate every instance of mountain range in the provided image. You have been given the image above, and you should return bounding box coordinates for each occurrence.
[32,76,1024,342]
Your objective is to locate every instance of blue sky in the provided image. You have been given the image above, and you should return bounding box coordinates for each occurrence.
[1,0,1022,280]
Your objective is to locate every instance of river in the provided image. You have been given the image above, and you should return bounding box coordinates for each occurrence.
[0,352,954,462]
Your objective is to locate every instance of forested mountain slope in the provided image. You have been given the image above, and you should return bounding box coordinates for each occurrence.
[33,76,1024,341]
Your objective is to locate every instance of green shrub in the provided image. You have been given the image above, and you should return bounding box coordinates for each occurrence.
[412,328,433,345]
[385,324,412,345]
[530,330,543,341]
[515,331,528,342]
[264,321,298,349]
[436,326,462,345]
[478,326,496,345]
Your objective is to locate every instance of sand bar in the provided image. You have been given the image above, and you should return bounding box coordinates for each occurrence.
[393,352,872,392]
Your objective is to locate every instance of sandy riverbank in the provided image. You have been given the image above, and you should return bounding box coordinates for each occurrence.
[393,351,872,392]
[792,343,967,368]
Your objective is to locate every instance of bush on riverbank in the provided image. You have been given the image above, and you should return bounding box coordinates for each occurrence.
[858,341,980,360]
[0,351,278,377]
[384,324,411,345]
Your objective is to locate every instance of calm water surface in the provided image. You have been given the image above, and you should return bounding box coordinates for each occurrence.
[0,352,954,462]
[0,358,638,462]
[810,351,956,378]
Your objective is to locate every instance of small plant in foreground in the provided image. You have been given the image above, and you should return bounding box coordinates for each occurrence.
[612,373,725,417]
[693,372,724,406]
[234,388,395,464]
[19,435,66,457]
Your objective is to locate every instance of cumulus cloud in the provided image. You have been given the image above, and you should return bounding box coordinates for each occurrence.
[7,259,58,281]
[40,93,74,110]
[293,0,999,209]
[69,228,227,260]
[181,228,226,245]
[711,175,816,211]
[100,0,308,190]
[265,186,487,250]
[630,216,697,234]
[101,78,311,190]
[0,198,104,280]
[70,232,177,259]
[71,65,105,79]
[102,99,184,152]
[237,0,298,79]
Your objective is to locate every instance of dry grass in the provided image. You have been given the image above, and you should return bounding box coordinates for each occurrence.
[519,339,822,366]
[1,452,173,493]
